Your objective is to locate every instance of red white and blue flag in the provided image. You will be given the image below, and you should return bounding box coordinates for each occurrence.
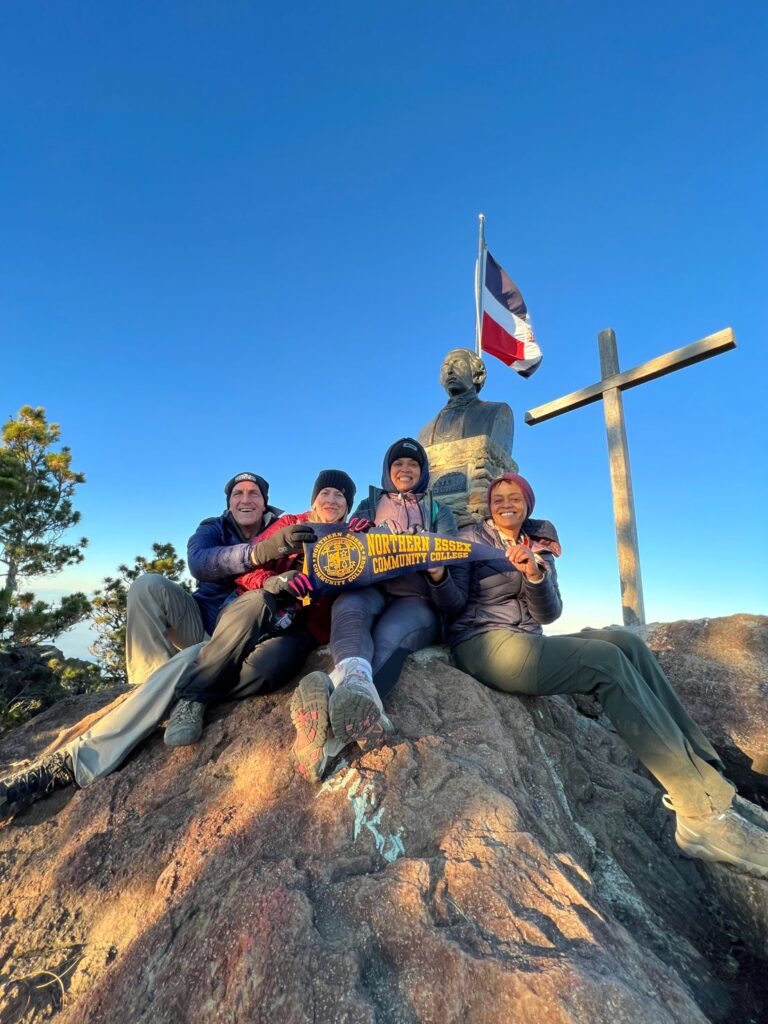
[480,251,542,377]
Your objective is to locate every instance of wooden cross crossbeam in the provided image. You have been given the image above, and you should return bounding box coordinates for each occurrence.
[524,327,736,626]
[525,329,735,425]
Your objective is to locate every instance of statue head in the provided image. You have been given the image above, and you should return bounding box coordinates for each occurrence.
[440,348,487,398]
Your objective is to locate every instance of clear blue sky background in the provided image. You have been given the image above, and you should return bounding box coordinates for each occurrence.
[2,1,766,657]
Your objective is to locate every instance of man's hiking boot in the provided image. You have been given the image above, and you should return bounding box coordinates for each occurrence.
[663,794,768,878]
[164,699,206,747]
[328,659,393,753]
[0,751,75,820]
[290,672,332,782]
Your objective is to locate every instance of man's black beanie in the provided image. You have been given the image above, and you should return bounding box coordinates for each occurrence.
[224,472,270,504]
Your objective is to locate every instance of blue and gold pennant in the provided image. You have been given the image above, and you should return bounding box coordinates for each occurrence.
[302,523,509,598]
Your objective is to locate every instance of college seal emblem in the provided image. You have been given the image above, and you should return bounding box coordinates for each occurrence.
[311,531,367,587]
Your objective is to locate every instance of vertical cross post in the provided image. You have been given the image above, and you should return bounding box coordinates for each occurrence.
[598,329,645,626]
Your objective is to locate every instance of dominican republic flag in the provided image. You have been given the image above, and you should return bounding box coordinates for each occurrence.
[481,251,542,377]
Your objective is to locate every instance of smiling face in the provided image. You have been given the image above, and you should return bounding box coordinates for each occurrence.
[489,480,528,538]
[389,457,422,493]
[228,481,265,538]
[311,487,348,523]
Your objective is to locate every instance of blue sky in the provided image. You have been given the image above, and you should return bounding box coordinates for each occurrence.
[2,1,766,657]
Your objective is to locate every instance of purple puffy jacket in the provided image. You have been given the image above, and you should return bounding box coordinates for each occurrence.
[447,518,562,649]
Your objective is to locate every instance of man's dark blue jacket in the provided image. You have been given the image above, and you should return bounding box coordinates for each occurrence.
[187,506,281,634]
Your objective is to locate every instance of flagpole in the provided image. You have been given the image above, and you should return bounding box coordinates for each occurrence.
[474,213,486,356]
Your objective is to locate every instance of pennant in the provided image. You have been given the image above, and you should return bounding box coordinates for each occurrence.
[302,524,509,598]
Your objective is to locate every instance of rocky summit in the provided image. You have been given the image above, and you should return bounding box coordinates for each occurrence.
[0,614,766,1024]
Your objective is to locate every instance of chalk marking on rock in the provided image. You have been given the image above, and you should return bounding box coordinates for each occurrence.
[349,782,406,862]
[351,781,377,838]
[316,761,406,862]
[316,759,351,796]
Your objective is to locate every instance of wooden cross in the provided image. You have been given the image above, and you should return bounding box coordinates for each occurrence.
[525,327,736,626]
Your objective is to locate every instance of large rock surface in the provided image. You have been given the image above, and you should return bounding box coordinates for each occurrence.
[645,616,768,797]
[0,614,766,1024]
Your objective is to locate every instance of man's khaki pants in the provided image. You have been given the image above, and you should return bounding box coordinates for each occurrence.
[126,573,207,686]
[69,642,207,787]
[67,573,210,787]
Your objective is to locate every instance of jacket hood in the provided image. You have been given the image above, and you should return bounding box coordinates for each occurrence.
[380,437,431,494]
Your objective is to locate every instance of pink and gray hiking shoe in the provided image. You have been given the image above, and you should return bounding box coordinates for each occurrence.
[290,671,332,782]
[328,661,393,752]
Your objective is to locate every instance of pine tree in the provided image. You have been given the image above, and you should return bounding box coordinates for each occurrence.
[0,406,90,646]
[90,543,191,682]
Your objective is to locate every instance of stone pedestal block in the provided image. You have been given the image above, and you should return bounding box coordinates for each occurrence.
[424,436,518,526]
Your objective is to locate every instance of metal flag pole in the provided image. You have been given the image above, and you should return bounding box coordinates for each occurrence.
[474,212,487,356]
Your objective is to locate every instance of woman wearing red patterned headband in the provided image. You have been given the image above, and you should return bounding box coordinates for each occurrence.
[449,472,768,879]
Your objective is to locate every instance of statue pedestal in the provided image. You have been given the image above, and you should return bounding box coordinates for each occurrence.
[424,436,518,526]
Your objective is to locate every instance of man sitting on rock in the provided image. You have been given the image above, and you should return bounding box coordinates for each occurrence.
[162,469,355,747]
[126,471,283,686]
[0,471,313,817]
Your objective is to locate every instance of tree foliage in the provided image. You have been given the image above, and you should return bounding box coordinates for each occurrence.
[0,406,90,647]
[90,543,191,683]
[7,591,92,647]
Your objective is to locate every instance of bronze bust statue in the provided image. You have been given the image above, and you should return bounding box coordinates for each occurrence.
[418,348,513,453]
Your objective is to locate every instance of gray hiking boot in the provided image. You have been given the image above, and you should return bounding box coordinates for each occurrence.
[322,712,396,760]
[328,660,393,753]
[663,794,768,878]
[164,699,206,747]
[0,750,75,820]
